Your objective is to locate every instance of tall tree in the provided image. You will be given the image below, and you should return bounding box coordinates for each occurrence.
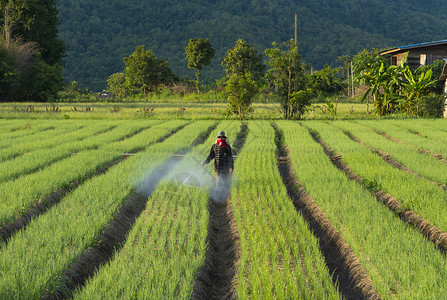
[222,38,264,81]
[185,38,215,93]
[225,73,257,120]
[124,45,177,96]
[265,39,305,119]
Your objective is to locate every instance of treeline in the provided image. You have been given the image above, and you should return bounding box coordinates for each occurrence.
[100,37,444,119]
[57,0,447,91]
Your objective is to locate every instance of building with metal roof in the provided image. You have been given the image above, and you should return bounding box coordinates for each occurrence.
[381,40,447,118]
[380,39,447,69]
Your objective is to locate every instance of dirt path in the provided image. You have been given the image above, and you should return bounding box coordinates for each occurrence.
[192,124,247,300]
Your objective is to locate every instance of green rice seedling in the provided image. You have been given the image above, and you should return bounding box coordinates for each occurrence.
[292,120,447,298]
[388,119,447,146]
[231,121,341,299]
[317,121,447,231]
[73,183,209,299]
[0,121,213,299]
[0,119,61,143]
[362,119,447,159]
[0,121,90,161]
[0,121,157,183]
[0,121,187,227]
[341,121,447,186]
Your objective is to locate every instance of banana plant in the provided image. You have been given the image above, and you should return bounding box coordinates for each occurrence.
[361,62,402,115]
[400,65,437,115]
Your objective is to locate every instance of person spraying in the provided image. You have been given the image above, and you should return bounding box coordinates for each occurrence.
[201,131,234,188]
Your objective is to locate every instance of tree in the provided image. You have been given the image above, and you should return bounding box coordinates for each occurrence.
[353,49,389,113]
[0,0,65,65]
[400,65,437,115]
[124,45,177,96]
[107,72,128,98]
[0,2,64,101]
[290,89,313,119]
[185,38,215,93]
[307,64,344,96]
[225,73,257,120]
[25,57,64,102]
[222,38,265,81]
[265,39,305,119]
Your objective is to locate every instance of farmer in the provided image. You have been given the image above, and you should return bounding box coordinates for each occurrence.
[202,131,234,187]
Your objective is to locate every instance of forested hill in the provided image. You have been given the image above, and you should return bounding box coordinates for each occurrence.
[57,0,447,91]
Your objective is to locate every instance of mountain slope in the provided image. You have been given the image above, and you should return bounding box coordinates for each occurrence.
[57,0,447,91]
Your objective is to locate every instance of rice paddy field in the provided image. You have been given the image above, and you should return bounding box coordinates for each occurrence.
[1,116,447,299]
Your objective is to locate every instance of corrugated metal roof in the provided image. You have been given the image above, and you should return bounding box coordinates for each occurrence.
[397,39,447,49]
[380,39,447,55]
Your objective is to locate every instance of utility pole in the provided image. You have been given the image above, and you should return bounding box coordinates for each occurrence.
[294,12,298,93]
[347,67,350,97]
[294,12,298,46]
[351,61,355,97]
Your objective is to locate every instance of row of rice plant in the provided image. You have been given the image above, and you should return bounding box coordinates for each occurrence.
[75,183,209,299]
[0,119,69,142]
[231,121,341,299]
[0,121,160,183]
[314,121,447,233]
[341,121,447,186]
[0,120,188,227]
[0,121,89,161]
[279,121,447,299]
[73,121,242,298]
[362,120,447,158]
[0,121,214,299]
[386,119,447,146]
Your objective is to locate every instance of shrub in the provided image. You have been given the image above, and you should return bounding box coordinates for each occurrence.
[418,93,445,118]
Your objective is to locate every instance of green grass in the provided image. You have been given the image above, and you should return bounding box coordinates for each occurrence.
[0,101,372,120]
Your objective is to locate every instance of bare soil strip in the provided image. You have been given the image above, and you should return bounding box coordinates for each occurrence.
[374,129,447,164]
[307,128,447,255]
[192,124,247,300]
[272,124,379,300]
[345,131,447,190]
[41,123,218,300]
[0,123,188,248]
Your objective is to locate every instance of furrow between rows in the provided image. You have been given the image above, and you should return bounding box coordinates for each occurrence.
[0,123,188,247]
[272,124,378,300]
[41,122,218,299]
[192,124,247,300]
[307,127,447,253]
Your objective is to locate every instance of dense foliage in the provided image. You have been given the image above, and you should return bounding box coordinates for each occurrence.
[265,39,307,119]
[57,0,447,91]
[353,50,441,116]
[0,0,65,102]
[123,45,178,96]
[185,38,215,92]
